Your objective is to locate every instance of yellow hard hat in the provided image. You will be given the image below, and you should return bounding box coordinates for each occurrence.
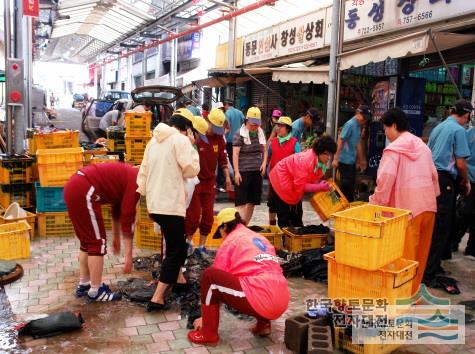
[246,107,261,125]
[216,208,238,228]
[172,108,194,123]
[192,116,209,136]
[208,108,226,135]
[277,116,293,127]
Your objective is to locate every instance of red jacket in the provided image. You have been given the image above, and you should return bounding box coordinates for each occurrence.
[197,134,227,184]
[269,149,324,205]
[213,224,289,320]
[78,163,139,235]
[269,136,298,171]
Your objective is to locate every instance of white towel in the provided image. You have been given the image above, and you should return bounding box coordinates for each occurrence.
[240,125,266,145]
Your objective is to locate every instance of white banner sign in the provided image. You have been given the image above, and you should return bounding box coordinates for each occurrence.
[277,9,328,58]
[343,0,475,41]
[243,27,279,65]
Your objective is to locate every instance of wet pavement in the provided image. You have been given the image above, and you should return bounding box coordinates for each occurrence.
[1,107,473,353]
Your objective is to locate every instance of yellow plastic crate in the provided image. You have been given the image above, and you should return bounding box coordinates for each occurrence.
[250,225,283,248]
[191,217,221,248]
[0,155,34,184]
[28,130,80,154]
[102,204,112,230]
[0,221,31,260]
[90,155,120,164]
[324,251,417,304]
[349,201,367,208]
[310,179,349,221]
[36,147,84,165]
[0,210,36,240]
[38,161,83,187]
[124,111,152,137]
[283,227,327,252]
[332,205,411,271]
[84,149,108,164]
[0,184,33,209]
[125,135,151,164]
[136,197,151,222]
[334,328,402,354]
[135,221,162,250]
[108,139,126,152]
[38,212,75,237]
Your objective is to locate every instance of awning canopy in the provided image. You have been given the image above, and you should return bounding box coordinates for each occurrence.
[271,65,329,84]
[340,31,475,71]
[208,67,272,76]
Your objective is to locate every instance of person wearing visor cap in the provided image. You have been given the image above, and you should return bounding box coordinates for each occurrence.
[172,108,195,129]
[187,208,290,345]
[267,116,301,226]
[291,107,320,143]
[266,109,283,143]
[423,99,472,291]
[186,111,232,257]
[233,107,268,224]
[332,104,370,202]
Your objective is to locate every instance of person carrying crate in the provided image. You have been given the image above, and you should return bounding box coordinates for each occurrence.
[64,162,140,302]
[187,208,290,346]
[269,136,337,228]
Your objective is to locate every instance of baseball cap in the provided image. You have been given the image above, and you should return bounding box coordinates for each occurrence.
[208,108,226,135]
[272,109,282,118]
[172,108,194,124]
[214,102,224,110]
[356,104,371,116]
[453,99,473,114]
[306,107,320,122]
[246,107,262,125]
[213,208,238,239]
[276,116,292,127]
[192,116,209,144]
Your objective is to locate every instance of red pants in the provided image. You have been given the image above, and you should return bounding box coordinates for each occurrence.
[201,267,266,320]
[64,173,107,256]
[185,181,215,237]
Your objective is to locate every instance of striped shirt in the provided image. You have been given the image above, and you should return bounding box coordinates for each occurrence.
[233,131,263,172]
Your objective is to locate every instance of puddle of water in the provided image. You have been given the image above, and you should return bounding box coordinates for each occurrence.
[0,286,28,354]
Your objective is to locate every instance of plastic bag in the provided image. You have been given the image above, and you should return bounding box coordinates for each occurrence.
[185,177,199,209]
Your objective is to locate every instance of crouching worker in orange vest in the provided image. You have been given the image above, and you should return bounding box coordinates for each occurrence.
[64,163,140,302]
[188,208,290,346]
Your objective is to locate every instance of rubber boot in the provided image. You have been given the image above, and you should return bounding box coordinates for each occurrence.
[187,304,220,346]
[251,319,271,336]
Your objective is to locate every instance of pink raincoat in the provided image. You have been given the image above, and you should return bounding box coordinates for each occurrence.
[269,149,324,205]
[213,224,290,320]
[369,132,440,217]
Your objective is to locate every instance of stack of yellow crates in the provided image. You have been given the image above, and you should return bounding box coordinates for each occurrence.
[135,196,161,250]
[35,146,83,238]
[124,111,152,165]
[325,204,418,353]
[0,155,35,210]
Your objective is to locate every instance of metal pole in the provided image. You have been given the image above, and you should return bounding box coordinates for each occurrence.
[14,0,26,153]
[170,37,178,87]
[326,0,343,137]
[4,0,13,153]
[227,1,236,69]
[26,16,33,128]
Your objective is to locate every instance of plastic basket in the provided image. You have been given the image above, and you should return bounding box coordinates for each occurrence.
[36,147,84,165]
[84,149,108,164]
[124,111,152,136]
[191,217,221,248]
[102,204,112,230]
[136,197,151,222]
[0,155,34,184]
[310,179,349,222]
[125,135,151,164]
[332,205,411,271]
[0,210,36,240]
[135,221,162,250]
[250,225,283,248]
[108,139,126,152]
[0,221,31,260]
[106,128,126,140]
[90,155,119,164]
[38,161,83,187]
[324,251,417,304]
[334,328,402,354]
[35,182,67,212]
[0,183,33,208]
[28,130,80,154]
[38,212,75,237]
[349,201,367,208]
[283,227,327,253]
